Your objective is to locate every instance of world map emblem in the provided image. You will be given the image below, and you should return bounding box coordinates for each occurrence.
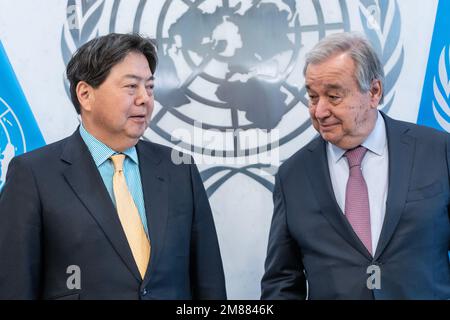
[150,0,348,155]
[61,0,403,195]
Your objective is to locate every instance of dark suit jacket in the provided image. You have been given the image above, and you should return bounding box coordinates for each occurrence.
[261,113,450,299]
[0,130,226,300]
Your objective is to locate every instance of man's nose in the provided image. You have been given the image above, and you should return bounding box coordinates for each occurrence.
[136,85,152,105]
[314,98,330,119]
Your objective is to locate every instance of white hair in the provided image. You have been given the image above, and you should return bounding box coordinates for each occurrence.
[303,32,385,103]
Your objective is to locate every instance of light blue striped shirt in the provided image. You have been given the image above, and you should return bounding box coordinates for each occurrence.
[79,124,148,236]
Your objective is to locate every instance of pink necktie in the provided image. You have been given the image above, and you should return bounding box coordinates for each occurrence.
[344,146,372,255]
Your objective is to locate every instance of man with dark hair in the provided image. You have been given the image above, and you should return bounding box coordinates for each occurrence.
[261,32,450,299]
[0,33,226,300]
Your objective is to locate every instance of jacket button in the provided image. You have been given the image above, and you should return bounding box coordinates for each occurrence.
[141,288,148,296]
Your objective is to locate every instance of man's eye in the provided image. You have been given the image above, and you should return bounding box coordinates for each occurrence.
[126,84,137,89]
[329,95,340,101]
[308,95,318,102]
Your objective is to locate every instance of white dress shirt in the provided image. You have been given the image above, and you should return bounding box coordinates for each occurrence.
[327,112,389,254]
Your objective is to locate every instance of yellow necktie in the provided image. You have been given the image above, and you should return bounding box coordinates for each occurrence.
[110,154,150,279]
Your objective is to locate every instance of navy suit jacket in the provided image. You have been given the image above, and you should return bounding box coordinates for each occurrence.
[0,130,226,300]
[261,113,450,299]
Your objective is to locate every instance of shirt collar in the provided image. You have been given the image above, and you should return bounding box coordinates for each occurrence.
[327,111,387,163]
[79,123,138,167]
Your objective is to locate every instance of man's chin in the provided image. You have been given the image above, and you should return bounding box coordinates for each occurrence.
[126,129,147,141]
[320,130,334,140]
[129,123,148,136]
[320,132,340,146]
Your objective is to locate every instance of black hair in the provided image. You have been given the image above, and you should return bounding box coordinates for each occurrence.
[66,33,157,114]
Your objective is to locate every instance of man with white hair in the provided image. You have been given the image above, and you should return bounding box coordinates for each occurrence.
[261,32,450,299]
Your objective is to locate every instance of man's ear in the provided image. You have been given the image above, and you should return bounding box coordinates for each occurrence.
[369,79,383,108]
[76,81,94,113]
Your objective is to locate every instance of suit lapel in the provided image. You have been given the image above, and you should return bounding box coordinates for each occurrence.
[374,114,415,260]
[136,141,169,283]
[306,138,372,260]
[61,131,142,282]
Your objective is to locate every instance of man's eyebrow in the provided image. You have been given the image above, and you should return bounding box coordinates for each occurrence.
[324,84,344,91]
[122,74,155,81]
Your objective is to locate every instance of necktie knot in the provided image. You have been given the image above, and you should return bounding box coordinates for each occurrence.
[111,154,126,173]
[345,146,367,168]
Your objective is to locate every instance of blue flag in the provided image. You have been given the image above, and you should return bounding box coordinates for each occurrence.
[417,0,450,132]
[0,41,45,189]
[416,1,450,260]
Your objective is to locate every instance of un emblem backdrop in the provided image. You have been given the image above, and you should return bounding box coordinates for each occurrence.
[0,0,444,298]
